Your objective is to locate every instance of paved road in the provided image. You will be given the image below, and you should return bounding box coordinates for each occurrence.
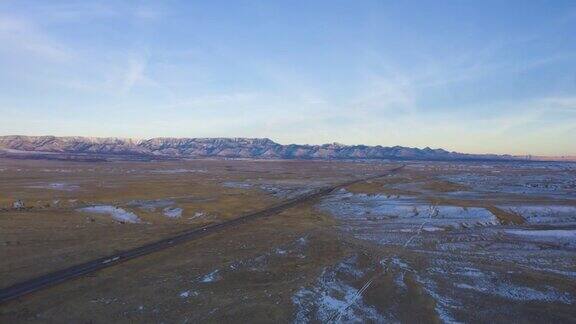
[0,165,405,304]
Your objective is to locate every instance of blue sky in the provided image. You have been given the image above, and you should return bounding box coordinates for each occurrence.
[0,0,575,155]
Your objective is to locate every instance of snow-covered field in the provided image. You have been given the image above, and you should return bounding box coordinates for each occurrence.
[439,171,576,196]
[421,257,575,322]
[318,190,499,245]
[311,163,576,322]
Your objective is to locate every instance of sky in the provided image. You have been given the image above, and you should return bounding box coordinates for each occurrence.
[0,0,575,156]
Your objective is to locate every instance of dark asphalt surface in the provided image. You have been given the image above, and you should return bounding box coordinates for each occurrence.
[0,165,404,304]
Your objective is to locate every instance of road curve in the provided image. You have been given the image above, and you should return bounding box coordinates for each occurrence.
[0,165,405,304]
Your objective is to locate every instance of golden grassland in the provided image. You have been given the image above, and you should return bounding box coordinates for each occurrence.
[0,158,392,287]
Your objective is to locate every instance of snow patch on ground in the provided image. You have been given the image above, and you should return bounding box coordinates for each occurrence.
[78,205,141,223]
[126,199,184,218]
[199,270,221,283]
[179,290,199,298]
[30,182,80,191]
[191,211,207,219]
[430,259,574,304]
[163,207,183,218]
[506,229,576,239]
[318,190,498,245]
[504,229,576,247]
[228,236,310,273]
[499,205,576,225]
[441,172,576,196]
[127,199,174,212]
[415,275,462,324]
[456,281,573,303]
[292,256,387,323]
[222,181,253,189]
[382,256,413,291]
[320,190,498,229]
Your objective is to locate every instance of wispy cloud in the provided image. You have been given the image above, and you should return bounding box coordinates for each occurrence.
[0,1,574,155]
[0,15,71,60]
[121,56,147,94]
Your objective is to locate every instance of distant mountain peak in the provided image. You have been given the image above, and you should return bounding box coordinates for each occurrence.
[0,135,515,161]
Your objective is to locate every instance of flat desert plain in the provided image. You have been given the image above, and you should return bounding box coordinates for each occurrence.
[0,158,575,323]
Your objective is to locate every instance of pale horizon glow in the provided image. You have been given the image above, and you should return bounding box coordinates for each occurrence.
[0,1,575,156]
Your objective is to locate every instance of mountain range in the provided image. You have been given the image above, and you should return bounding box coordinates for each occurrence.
[0,135,517,161]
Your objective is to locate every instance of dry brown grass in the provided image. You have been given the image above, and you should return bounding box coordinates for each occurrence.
[0,158,396,287]
[1,159,574,323]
